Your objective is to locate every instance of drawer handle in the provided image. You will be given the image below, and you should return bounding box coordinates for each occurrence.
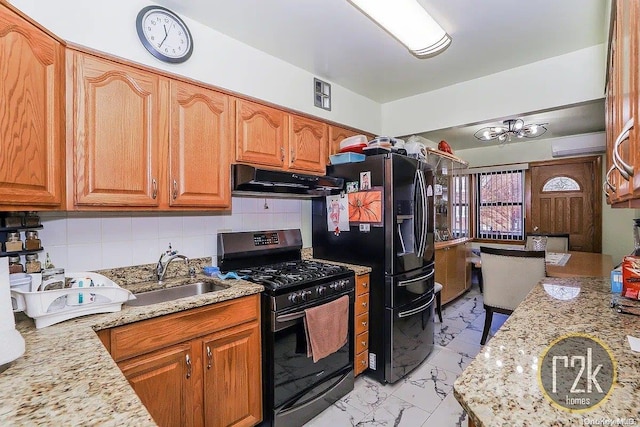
[361,321,368,327]
[612,117,634,180]
[603,165,617,196]
[361,360,367,366]
[362,302,368,308]
[152,178,158,199]
[206,346,212,369]
[173,180,178,200]
[186,354,192,379]
[362,282,368,288]
[361,341,367,347]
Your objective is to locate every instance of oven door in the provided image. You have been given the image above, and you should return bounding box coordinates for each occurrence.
[385,291,435,384]
[270,292,354,421]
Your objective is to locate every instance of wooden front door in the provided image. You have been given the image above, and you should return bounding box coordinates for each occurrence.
[527,157,602,252]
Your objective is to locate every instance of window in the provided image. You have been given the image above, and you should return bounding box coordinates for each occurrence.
[542,176,580,192]
[475,168,525,241]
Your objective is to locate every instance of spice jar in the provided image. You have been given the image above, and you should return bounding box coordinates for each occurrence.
[25,230,41,251]
[5,232,23,252]
[25,253,42,273]
[3,214,22,228]
[8,255,24,274]
[24,212,40,227]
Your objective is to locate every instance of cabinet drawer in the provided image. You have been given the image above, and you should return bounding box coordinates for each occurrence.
[356,274,369,296]
[355,331,369,354]
[355,312,369,336]
[355,350,368,376]
[355,292,369,316]
[109,295,259,361]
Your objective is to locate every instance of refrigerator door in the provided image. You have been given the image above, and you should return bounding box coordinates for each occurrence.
[385,264,435,308]
[384,291,435,383]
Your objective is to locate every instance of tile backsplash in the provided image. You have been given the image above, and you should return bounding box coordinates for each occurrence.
[35,197,310,272]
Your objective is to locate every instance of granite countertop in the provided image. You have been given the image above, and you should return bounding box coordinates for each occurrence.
[301,247,372,276]
[454,277,640,426]
[1,253,370,425]
[0,258,263,426]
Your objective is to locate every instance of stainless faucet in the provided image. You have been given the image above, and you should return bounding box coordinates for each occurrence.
[156,251,190,283]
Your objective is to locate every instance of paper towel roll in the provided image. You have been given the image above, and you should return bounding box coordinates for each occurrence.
[0,257,25,367]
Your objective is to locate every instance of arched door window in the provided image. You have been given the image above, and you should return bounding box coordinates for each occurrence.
[542,176,580,192]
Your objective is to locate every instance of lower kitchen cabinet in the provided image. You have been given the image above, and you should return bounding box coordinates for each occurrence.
[435,239,471,304]
[354,273,370,376]
[99,295,262,427]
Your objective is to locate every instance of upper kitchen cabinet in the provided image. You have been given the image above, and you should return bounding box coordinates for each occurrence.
[288,114,327,174]
[236,98,329,175]
[328,125,376,164]
[169,80,232,208]
[67,49,232,210]
[67,50,166,208]
[236,99,289,169]
[0,4,64,209]
[605,0,640,207]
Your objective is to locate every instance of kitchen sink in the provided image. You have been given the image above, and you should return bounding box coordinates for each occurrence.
[125,280,229,307]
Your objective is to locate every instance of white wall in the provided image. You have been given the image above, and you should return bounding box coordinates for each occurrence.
[38,198,310,271]
[457,135,639,265]
[381,45,606,136]
[8,0,381,134]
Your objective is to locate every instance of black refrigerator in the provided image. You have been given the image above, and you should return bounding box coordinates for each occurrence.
[312,153,435,384]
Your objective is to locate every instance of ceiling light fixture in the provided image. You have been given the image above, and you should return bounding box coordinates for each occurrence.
[349,0,451,58]
[474,119,548,143]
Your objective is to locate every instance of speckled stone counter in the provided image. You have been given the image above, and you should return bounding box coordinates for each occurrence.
[454,277,640,426]
[0,258,263,426]
[301,247,372,276]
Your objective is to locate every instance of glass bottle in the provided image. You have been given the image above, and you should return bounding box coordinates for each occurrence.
[5,231,23,252]
[25,230,41,250]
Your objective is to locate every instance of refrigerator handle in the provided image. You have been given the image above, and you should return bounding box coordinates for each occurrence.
[416,169,428,258]
[397,294,435,318]
[397,270,434,286]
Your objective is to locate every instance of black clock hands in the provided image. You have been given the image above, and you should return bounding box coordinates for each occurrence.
[158,24,169,48]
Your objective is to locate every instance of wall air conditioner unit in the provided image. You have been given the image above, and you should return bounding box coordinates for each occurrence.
[551,133,606,158]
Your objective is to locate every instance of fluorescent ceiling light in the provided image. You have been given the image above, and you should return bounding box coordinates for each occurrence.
[349,0,451,57]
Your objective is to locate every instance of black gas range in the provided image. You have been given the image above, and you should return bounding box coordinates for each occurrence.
[217,229,355,427]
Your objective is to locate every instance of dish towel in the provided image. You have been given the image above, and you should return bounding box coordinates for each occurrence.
[304,295,349,363]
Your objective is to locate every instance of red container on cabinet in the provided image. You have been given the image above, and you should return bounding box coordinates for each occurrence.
[621,256,640,299]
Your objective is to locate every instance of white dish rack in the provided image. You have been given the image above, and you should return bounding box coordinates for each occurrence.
[11,271,135,329]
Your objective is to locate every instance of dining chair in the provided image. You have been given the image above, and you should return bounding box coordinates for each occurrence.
[479,246,546,345]
[525,233,570,253]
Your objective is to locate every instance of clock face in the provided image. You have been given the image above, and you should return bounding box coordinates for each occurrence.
[136,6,193,63]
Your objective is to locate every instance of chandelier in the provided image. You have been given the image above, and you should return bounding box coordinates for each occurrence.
[474,119,548,143]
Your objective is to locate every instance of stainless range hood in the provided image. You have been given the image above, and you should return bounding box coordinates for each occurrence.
[232,164,344,198]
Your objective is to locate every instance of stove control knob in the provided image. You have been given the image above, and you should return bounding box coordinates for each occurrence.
[288,293,301,303]
[316,285,326,296]
[329,282,339,290]
[301,290,312,301]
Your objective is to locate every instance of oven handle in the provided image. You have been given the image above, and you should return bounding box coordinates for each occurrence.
[397,270,434,287]
[397,294,435,318]
[276,311,306,323]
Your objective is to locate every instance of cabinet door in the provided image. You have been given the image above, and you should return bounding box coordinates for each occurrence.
[435,248,451,301]
[288,114,327,174]
[170,80,232,208]
[328,125,359,162]
[0,5,64,207]
[119,343,194,427]
[449,243,470,297]
[69,51,167,207]
[236,99,288,168]
[202,321,262,427]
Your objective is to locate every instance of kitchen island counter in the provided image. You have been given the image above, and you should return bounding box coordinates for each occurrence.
[454,277,640,426]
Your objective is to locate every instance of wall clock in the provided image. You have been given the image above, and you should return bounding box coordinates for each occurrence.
[136,5,193,63]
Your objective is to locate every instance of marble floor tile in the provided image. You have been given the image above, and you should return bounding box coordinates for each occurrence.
[445,335,483,358]
[425,346,475,375]
[391,364,457,413]
[305,399,367,427]
[357,395,431,426]
[422,391,469,427]
[340,376,400,415]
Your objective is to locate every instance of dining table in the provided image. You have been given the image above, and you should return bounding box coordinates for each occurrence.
[545,250,613,278]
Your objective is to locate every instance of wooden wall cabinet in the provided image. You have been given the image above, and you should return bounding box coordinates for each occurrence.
[605,0,640,207]
[435,240,471,304]
[67,50,232,209]
[354,273,370,376]
[99,295,262,427]
[0,4,64,209]
[236,98,328,175]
